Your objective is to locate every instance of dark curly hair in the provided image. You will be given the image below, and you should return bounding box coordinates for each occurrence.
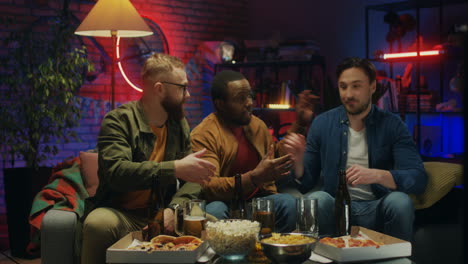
[336,57,376,84]
[211,70,246,103]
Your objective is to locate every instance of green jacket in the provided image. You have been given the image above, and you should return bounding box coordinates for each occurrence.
[87,100,201,214]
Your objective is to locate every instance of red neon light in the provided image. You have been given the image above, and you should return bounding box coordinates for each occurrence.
[117,37,143,92]
[382,50,442,59]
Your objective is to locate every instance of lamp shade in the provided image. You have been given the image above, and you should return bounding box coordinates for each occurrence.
[75,0,153,37]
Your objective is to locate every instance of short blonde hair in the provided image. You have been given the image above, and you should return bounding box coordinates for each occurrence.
[141,53,185,84]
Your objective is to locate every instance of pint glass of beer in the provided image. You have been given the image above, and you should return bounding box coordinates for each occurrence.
[252,198,275,235]
[175,199,207,238]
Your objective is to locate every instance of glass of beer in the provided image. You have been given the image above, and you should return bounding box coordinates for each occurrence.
[252,198,275,235]
[175,199,207,238]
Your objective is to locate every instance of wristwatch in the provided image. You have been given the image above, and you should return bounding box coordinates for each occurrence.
[169,203,180,211]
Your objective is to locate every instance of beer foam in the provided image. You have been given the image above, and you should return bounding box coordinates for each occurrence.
[184,215,206,221]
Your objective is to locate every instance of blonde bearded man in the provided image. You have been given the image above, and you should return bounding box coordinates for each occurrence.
[81,53,215,264]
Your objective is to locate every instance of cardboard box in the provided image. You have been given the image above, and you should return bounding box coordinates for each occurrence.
[313,227,411,263]
[106,231,209,264]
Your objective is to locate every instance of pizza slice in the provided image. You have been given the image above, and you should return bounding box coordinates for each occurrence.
[348,238,364,247]
[128,235,203,252]
[319,237,346,248]
[320,236,382,248]
[150,235,176,244]
[361,238,381,248]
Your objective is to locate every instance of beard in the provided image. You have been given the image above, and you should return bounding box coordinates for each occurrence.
[161,96,185,121]
[219,109,252,126]
[343,97,372,116]
[230,114,251,126]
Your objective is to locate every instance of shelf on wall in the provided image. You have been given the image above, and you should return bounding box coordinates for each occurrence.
[253,107,296,112]
[392,111,463,114]
[215,57,325,69]
[366,0,468,12]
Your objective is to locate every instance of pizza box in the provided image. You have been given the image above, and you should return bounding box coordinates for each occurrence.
[313,226,411,263]
[106,231,209,264]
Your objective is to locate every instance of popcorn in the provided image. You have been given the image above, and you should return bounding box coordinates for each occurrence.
[205,220,260,258]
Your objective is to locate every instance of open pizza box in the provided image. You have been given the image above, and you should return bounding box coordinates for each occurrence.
[106,231,209,264]
[313,226,411,263]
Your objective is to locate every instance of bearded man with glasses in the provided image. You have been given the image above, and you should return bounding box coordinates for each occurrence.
[81,53,215,264]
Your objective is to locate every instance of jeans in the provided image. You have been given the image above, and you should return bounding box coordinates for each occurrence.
[206,193,297,232]
[305,191,414,241]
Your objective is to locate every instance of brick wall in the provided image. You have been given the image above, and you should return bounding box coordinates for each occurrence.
[0,0,248,214]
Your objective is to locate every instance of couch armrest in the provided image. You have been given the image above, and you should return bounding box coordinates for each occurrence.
[41,209,79,264]
[410,162,463,210]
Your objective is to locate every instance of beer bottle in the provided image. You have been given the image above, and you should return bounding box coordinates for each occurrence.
[144,171,166,241]
[230,173,246,219]
[335,169,351,236]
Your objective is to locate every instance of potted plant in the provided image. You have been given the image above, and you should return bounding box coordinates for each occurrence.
[0,5,93,258]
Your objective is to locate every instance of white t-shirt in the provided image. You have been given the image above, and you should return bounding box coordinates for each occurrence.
[346,127,376,201]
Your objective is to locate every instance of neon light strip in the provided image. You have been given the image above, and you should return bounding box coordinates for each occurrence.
[116,37,143,92]
[267,104,291,109]
[382,50,442,59]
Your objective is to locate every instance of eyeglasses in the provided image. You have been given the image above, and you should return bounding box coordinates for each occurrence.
[160,81,188,94]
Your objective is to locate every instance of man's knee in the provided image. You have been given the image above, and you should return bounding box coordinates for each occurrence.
[305,191,334,209]
[82,208,121,237]
[206,201,229,219]
[382,192,414,216]
[271,193,296,210]
[266,193,296,232]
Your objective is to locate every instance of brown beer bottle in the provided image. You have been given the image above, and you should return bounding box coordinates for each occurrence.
[144,172,166,241]
[335,169,351,236]
[230,173,246,219]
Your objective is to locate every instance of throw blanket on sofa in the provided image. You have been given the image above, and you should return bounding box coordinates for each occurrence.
[27,157,89,256]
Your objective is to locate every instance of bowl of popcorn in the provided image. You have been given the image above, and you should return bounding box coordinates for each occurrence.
[205,219,260,260]
[260,232,317,264]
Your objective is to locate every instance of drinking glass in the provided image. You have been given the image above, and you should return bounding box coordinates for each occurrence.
[175,199,207,238]
[296,198,319,237]
[252,198,275,235]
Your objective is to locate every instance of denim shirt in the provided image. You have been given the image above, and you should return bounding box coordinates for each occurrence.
[299,105,427,198]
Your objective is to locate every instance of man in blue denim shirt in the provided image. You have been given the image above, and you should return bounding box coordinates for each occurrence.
[284,57,427,241]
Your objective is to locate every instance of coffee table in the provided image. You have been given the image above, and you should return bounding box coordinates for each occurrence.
[196,248,415,264]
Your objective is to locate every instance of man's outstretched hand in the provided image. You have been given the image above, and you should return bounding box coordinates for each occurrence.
[250,144,293,185]
[296,90,320,127]
[174,148,215,184]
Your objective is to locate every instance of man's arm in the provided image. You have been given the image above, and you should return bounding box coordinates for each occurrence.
[191,134,258,202]
[345,165,397,190]
[282,115,323,194]
[191,130,291,202]
[169,182,202,207]
[388,118,427,194]
[348,116,427,194]
[169,124,203,207]
[299,120,323,192]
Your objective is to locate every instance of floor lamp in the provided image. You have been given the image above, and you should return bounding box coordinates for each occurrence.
[75,0,153,109]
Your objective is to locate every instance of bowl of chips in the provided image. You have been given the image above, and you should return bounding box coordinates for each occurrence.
[260,233,317,264]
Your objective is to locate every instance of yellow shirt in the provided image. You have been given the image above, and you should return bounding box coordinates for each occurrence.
[117,124,167,209]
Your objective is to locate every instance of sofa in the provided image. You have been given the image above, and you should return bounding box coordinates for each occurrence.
[40,151,463,264]
[41,151,98,264]
[410,162,464,264]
